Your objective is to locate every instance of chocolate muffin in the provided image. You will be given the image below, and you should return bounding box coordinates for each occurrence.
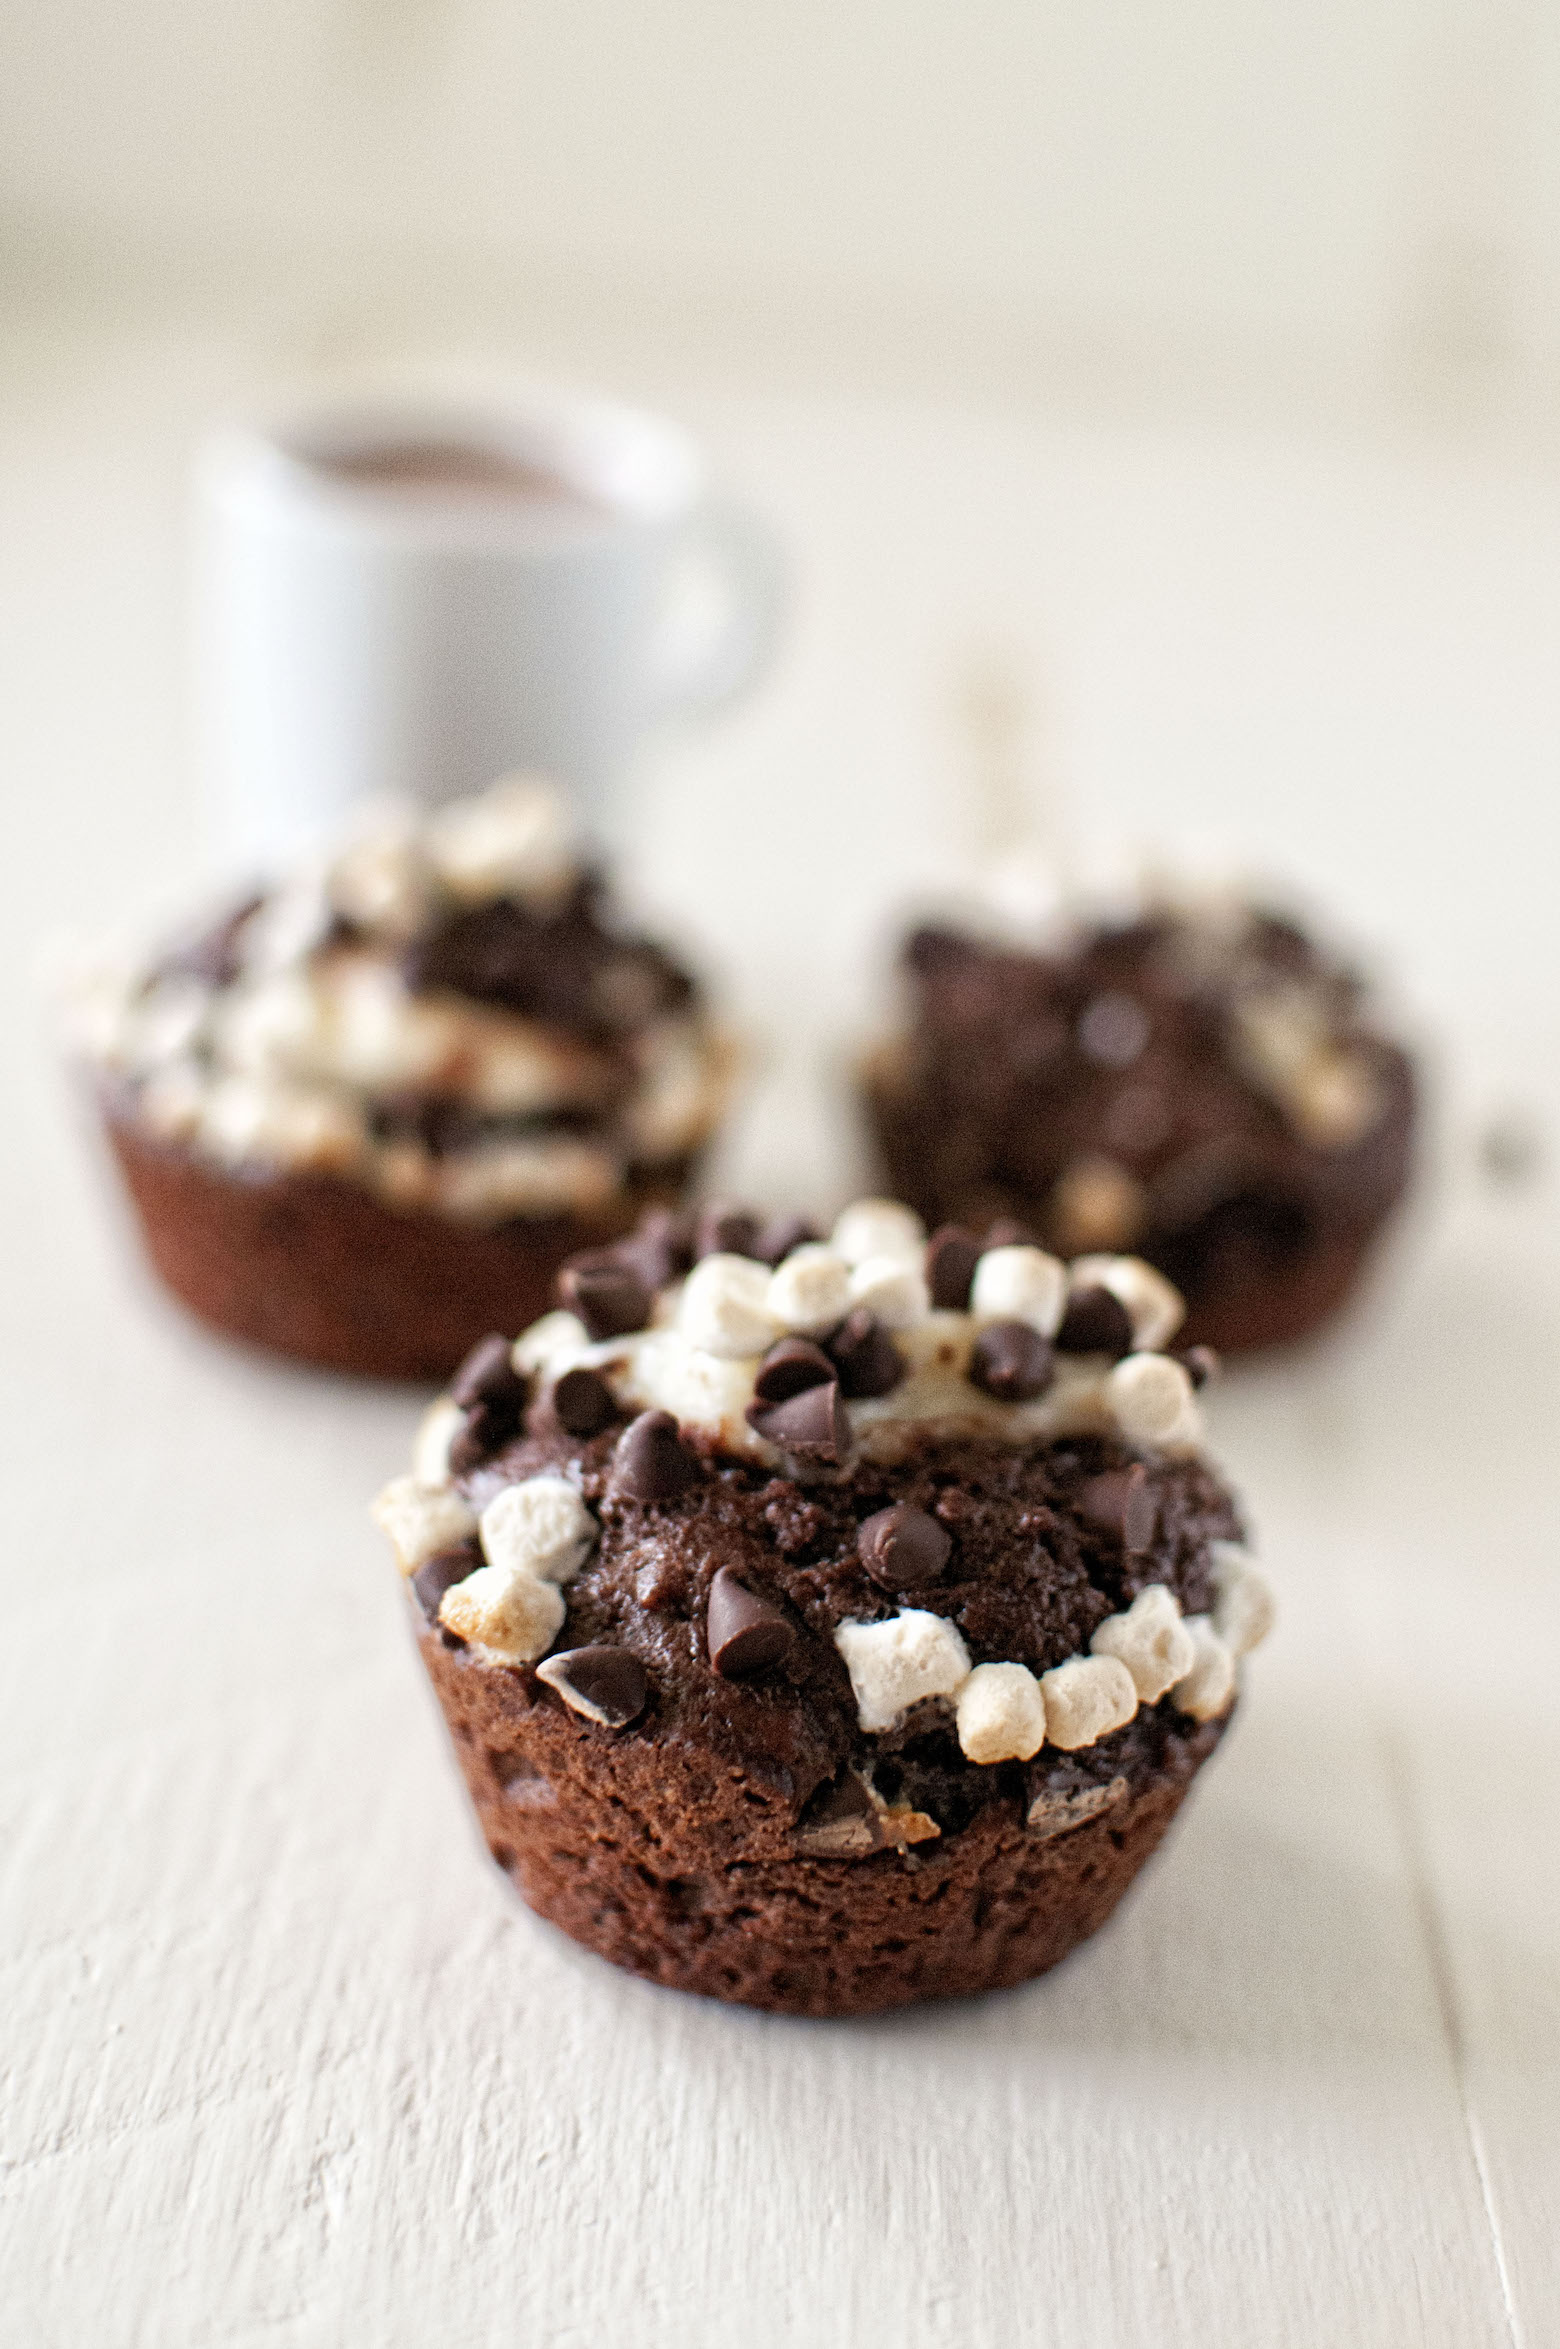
[862,879,1416,1353]
[63,778,736,1377]
[373,1194,1274,2015]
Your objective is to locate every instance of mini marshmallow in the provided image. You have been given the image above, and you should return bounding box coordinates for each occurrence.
[137,1059,206,1140]
[766,1243,853,1336]
[834,1609,972,1733]
[511,1310,590,1377]
[327,823,433,942]
[412,1397,465,1488]
[956,1661,1048,1764]
[1090,1584,1196,1703]
[847,1252,931,1329]
[1107,1352,1197,1447]
[479,1476,597,1585]
[829,1198,926,1268]
[130,977,211,1070]
[1171,1615,1237,1721]
[1039,1653,1138,1750]
[1070,1254,1185,1350]
[679,1253,780,1358]
[1210,1545,1276,1657]
[438,1562,565,1665]
[372,1475,477,1574]
[426,774,576,908]
[970,1244,1066,1336]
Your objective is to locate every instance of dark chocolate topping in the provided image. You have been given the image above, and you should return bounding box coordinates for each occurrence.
[536,1643,649,1727]
[1077,1465,1158,1555]
[925,1225,982,1310]
[746,1379,851,1465]
[402,878,694,1038]
[696,1203,762,1262]
[825,1309,904,1400]
[451,1333,525,1410]
[550,1366,620,1438]
[559,1251,652,1341]
[752,1337,836,1403]
[612,1409,701,1503]
[968,1320,1055,1402]
[1055,1285,1135,1358]
[412,1540,481,1620]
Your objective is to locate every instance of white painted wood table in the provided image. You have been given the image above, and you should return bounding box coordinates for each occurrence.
[2,314,1557,2346]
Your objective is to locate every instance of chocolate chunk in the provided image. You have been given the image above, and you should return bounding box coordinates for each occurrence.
[985,1216,1037,1248]
[706,1567,794,1678]
[449,1401,517,1474]
[1177,1344,1221,1391]
[753,1212,818,1267]
[826,1308,905,1399]
[450,1333,526,1411]
[551,1366,619,1438]
[752,1337,835,1403]
[612,1409,700,1502]
[1054,1283,1135,1357]
[794,1771,882,1857]
[617,1206,697,1291]
[696,1203,762,1261]
[968,1319,1055,1402]
[535,1644,648,1727]
[857,1502,952,1591]
[559,1252,652,1341]
[1077,1465,1158,1554]
[746,1378,851,1464]
[925,1225,982,1310]
[411,1542,480,1619]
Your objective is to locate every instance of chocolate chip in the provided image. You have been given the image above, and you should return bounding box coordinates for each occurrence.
[752,1337,835,1403]
[985,1216,1037,1248]
[746,1378,851,1464]
[968,1319,1055,1402]
[695,1203,762,1261]
[706,1567,794,1678]
[411,1542,479,1619]
[611,1409,700,1502]
[925,1225,982,1310]
[616,1206,696,1291]
[753,1212,819,1267]
[1177,1344,1220,1390]
[1077,1465,1158,1554]
[826,1308,904,1399]
[450,1333,526,1411]
[558,1252,652,1341]
[449,1402,516,1474]
[794,1771,881,1858]
[535,1644,648,1727]
[1054,1284,1135,1357]
[857,1502,952,1590]
[551,1366,618,1438]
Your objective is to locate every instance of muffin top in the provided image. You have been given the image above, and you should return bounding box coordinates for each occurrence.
[374,1196,1274,1846]
[869,865,1415,1274]
[64,776,733,1220]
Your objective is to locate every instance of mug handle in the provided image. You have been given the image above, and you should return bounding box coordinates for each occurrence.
[646,499,788,721]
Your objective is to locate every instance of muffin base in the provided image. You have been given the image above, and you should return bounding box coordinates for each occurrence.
[417,1621,1226,2018]
[102,1104,694,1381]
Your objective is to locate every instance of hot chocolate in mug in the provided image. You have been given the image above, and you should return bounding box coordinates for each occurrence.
[194,385,786,867]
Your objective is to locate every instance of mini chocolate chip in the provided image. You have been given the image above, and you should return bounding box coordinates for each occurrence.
[449,1402,515,1475]
[1054,1284,1135,1357]
[1177,1344,1221,1390]
[969,1319,1055,1402]
[706,1567,795,1678]
[925,1225,982,1310]
[450,1333,524,1411]
[696,1203,762,1261]
[826,1308,905,1399]
[411,1542,480,1619]
[753,1212,819,1267]
[1077,1465,1158,1554]
[985,1216,1038,1248]
[858,1502,952,1591]
[617,1205,697,1290]
[559,1252,652,1341]
[551,1366,618,1438]
[794,1771,882,1858]
[752,1337,835,1404]
[746,1378,851,1464]
[535,1644,648,1727]
[612,1409,700,1502]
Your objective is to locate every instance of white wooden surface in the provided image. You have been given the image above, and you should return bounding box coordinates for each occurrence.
[2,314,1558,2347]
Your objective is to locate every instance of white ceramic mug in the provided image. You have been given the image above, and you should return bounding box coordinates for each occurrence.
[193,387,786,870]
